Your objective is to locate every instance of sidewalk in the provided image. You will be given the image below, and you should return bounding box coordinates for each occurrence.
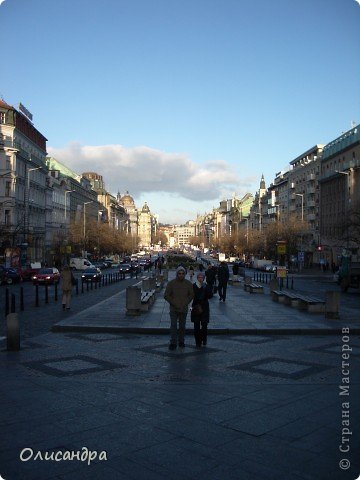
[1,270,360,480]
[52,270,360,335]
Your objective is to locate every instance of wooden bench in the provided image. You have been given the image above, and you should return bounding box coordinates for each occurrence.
[271,289,287,303]
[244,282,264,294]
[271,289,325,313]
[140,289,156,311]
[297,295,325,313]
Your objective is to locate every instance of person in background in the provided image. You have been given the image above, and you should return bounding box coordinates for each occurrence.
[164,266,194,350]
[60,265,73,310]
[191,272,212,347]
[232,262,239,281]
[217,261,230,302]
[188,265,195,282]
[205,264,216,298]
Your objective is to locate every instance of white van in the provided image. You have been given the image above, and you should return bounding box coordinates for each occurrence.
[69,258,95,270]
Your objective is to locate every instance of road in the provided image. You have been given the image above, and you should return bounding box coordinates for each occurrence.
[0,269,146,340]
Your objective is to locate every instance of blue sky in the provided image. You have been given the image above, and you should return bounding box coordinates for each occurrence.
[1,0,359,223]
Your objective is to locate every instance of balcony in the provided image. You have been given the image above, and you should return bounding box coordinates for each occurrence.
[307,213,316,221]
[307,173,316,181]
[307,186,316,194]
[307,200,316,208]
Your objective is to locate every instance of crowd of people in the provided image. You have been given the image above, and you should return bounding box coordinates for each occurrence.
[164,261,230,350]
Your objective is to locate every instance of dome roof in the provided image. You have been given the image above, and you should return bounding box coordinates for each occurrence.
[121,191,135,205]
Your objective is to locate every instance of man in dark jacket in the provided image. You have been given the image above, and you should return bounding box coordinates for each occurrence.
[205,264,216,297]
[217,261,230,302]
[164,266,194,350]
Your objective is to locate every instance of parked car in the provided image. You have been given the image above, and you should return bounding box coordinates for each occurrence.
[0,266,22,285]
[119,263,132,275]
[81,267,102,283]
[32,267,60,285]
[18,262,42,281]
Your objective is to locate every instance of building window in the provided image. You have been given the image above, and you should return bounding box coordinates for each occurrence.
[0,112,6,124]
[5,210,10,226]
[5,181,11,196]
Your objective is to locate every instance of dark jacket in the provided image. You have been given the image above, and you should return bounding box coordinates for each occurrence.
[205,267,216,285]
[191,282,212,324]
[164,278,194,313]
[217,263,230,284]
[232,263,239,275]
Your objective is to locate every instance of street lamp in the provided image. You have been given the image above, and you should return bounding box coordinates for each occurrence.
[83,201,93,241]
[245,218,249,246]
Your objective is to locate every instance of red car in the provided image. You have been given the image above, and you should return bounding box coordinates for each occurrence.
[32,267,60,285]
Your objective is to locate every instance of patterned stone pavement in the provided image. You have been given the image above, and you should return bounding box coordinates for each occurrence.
[1,270,360,479]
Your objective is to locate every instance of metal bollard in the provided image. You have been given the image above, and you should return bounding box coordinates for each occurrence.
[7,313,20,351]
[11,293,16,313]
[291,277,294,289]
[286,277,289,289]
[91,280,93,290]
[35,285,39,307]
[45,284,49,304]
[76,279,79,295]
[20,287,24,311]
[87,281,89,292]
[5,287,10,317]
[55,283,58,302]
[95,279,97,289]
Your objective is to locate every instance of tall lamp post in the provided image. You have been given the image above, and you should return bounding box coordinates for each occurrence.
[83,201,93,253]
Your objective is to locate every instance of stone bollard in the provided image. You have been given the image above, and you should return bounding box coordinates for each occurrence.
[7,313,20,351]
[149,277,156,290]
[126,286,141,316]
[325,291,340,319]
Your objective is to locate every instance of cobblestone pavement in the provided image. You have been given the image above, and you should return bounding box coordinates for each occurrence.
[0,332,359,480]
[1,269,359,479]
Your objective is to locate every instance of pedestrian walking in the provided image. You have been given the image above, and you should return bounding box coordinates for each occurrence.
[60,265,74,310]
[164,266,194,350]
[191,272,212,347]
[217,261,230,302]
[232,262,239,281]
[188,265,195,282]
[205,264,216,298]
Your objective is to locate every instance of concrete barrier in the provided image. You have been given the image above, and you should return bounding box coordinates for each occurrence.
[126,286,142,316]
[325,291,340,319]
[6,313,20,351]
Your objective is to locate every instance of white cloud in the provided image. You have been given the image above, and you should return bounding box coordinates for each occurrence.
[0,0,6,5]
[47,142,245,202]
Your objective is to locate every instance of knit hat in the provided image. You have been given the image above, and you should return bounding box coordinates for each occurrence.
[197,272,205,279]
[176,266,186,274]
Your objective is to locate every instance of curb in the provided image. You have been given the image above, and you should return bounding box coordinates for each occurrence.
[51,325,360,335]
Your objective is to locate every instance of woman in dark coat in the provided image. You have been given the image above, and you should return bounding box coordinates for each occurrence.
[191,272,212,347]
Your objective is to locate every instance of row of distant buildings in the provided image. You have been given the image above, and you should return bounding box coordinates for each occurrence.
[0,99,158,265]
[172,126,360,267]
